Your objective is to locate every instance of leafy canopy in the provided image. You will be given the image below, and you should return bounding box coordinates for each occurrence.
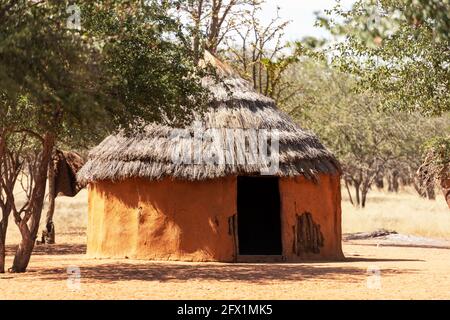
[318,0,450,115]
[0,0,208,150]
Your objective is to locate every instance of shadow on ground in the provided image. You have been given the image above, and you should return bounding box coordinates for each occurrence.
[4,243,421,284]
[5,243,86,256]
[31,260,417,284]
[343,256,424,262]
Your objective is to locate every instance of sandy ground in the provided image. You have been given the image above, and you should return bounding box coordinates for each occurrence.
[2,237,450,300]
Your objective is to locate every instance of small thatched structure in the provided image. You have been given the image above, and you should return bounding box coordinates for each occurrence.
[54,150,86,197]
[78,52,344,262]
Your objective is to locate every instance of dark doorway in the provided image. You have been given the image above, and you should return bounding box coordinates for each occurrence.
[237,176,282,255]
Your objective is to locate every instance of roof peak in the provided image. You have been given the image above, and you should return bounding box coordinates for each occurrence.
[199,50,239,78]
[199,50,275,105]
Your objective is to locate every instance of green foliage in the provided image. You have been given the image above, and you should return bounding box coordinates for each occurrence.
[1,1,106,131]
[81,0,209,129]
[399,0,450,43]
[285,59,449,167]
[423,136,450,176]
[0,0,208,151]
[319,0,450,116]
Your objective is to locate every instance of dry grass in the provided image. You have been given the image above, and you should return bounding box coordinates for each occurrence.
[6,184,450,246]
[342,187,450,239]
[5,189,88,245]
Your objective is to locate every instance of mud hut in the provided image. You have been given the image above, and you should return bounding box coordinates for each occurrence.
[77,52,344,262]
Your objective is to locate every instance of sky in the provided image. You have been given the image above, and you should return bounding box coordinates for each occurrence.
[260,0,356,41]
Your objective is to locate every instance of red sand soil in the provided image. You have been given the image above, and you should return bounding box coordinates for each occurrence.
[2,238,450,299]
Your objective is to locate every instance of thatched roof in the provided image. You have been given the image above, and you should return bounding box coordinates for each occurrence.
[77,51,340,184]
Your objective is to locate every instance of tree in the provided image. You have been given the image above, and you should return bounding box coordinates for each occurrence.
[0,0,207,272]
[223,3,290,97]
[179,0,264,61]
[418,136,450,207]
[82,0,208,126]
[181,0,313,105]
[318,0,449,115]
[220,3,326,106]
[40,149,85,245]
[0,1,107,272]
[0,95,26,273]
[282,59,449,207]
[0,94,39,273]
[0,133,22,273]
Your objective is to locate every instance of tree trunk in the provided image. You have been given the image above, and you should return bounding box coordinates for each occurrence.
[361,187,368,208]
[0,239,5,274]
[0,203,11,273]
[413,179,426,197]
[10,133,55,273]
[361,177,371,208]
[375,174,384,189]
[344,179,354,205]
[207,0,220,53]
[426,183,436,200]
[0,217,8,273]
[354,182,361,207]
[41,162,56,244]
[0,132,10,273]
[192,0,204,64]
[10,222,33,273]
[441,176,450,209]
[392,171,399,193]
[387,171,399,192]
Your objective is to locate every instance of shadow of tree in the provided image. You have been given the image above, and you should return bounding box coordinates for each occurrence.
[32,260,417,284]
[3,243,421,284]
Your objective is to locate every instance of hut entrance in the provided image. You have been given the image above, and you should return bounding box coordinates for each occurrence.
[237,176,282,256]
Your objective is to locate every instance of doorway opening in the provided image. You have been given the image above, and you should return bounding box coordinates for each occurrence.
[237,176,282,255]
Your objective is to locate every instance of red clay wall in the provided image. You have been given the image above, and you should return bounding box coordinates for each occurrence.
[279,174,344,261]
[87,177,237,261]
[87,174,343,262]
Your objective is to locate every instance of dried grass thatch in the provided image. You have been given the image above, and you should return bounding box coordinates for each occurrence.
[54,150,86,197]
[77,52,340,184]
